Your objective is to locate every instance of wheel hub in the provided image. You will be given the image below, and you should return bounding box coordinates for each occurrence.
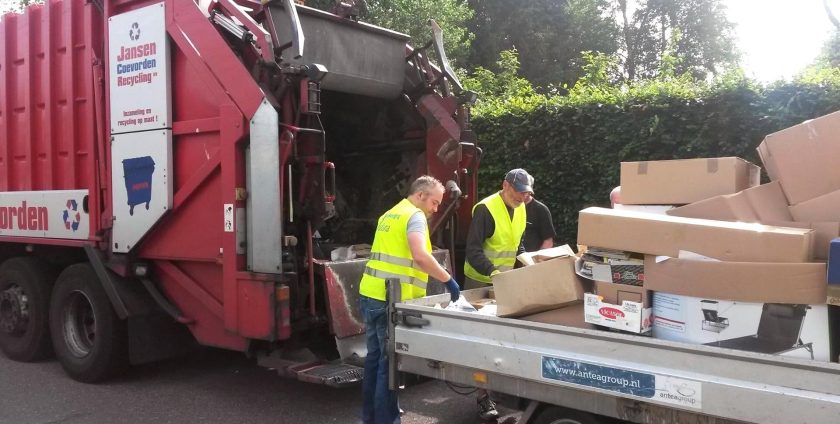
[63,291,96,358]
[0,286,28,335]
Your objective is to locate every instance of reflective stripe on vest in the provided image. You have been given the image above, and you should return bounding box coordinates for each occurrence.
[359,198,432,301]
[464,192,526,284]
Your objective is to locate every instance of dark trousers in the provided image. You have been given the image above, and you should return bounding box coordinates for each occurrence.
[360,295,400,424]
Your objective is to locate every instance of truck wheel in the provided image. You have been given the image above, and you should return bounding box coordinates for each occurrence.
[0,257,56,362]
[533,406,601,424]
[50,263,127,383]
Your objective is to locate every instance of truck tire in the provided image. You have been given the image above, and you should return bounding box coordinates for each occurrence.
[533,406,601,424]
[0,257,57,362]
[49,263,127,383]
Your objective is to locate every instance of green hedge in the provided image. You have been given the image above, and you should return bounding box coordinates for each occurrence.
[471,74,840,246]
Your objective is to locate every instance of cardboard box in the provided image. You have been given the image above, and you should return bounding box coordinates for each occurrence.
[643,256,827,304]
[520,302,596,330]
[493,245,587,317]
[652,292,830,361]
[577,207,815,263]
[578,258,644,286]
[584,292,651,333]
[789,188,840,222]
[667,181,791,222]
[757,111,840,205]
[666,183,838,259]
[594,280,651,307]
[620,157,760,205]
[763,221,840,260]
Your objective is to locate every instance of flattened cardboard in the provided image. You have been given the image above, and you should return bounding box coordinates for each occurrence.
[620,157,760,205]
[577,207,814,263]
[667,181,791,222]
[519,302,595,330]
[652,292,830,362]
[757,111,840,205]
[643,256,827,304]
[789,188,840,222]
[493,246,587,317]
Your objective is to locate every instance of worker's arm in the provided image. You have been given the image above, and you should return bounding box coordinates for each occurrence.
[540,238,553,249]
[465,205,497,275]
[408,232,451,282]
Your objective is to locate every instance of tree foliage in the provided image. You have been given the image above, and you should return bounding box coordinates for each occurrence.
[467,0,617,90]
[467,51,840,244]
[613,0,738,82]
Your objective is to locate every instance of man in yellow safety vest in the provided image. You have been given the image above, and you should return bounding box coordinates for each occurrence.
[358,175,460,424]
[463,168,533,420]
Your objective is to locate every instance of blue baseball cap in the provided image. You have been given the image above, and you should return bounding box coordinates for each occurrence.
[505,169,534,193]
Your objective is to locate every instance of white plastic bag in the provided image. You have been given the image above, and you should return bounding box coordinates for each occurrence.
[445,296,478,313]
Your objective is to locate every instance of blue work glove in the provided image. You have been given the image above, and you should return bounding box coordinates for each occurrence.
[445,277,461,302]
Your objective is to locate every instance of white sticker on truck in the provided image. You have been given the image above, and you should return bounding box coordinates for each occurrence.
[0,190,89,240]
[541,355,702,409]
[108,2,171,134]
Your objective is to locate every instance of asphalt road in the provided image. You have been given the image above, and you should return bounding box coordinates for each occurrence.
[0,348,521,424]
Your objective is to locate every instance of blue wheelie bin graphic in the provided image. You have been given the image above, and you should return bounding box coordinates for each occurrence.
[123,156,155,215]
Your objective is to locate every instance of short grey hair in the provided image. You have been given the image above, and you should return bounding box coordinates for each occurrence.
[409,175,444,195]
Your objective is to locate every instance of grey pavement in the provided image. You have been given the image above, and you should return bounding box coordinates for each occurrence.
[0,348,520,424]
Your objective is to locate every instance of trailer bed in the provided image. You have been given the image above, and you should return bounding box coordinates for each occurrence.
[390,288,840,423]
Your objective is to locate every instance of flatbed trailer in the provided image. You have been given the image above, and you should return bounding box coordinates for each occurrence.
[388,286,840,424]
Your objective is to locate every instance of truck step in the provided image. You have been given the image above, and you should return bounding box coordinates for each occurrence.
[295,363,364,388]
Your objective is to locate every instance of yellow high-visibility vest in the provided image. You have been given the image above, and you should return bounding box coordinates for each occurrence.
[464,192,526,284]
[359,199,432,301]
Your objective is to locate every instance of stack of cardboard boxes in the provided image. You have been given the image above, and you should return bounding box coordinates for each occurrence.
[572,111,840,362]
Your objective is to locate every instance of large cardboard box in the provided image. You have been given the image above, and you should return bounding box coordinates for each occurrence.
[789,188,840,222]
[757,111,840,205]
[652,292,830,361]
[666,183,839,259]
[667,181,791,222]
[493,246,587,317]
[612,204,675,215]
[643,256,827,304]
[577,207,815,263]
[620,157,760,205]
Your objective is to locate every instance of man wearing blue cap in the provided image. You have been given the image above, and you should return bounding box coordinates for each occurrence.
[463,168,533,420]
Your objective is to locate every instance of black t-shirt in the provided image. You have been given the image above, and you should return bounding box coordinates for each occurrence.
[523,198,556,252]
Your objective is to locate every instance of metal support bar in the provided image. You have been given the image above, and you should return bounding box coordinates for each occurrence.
[386,278,402,391]
[84,245,130,320]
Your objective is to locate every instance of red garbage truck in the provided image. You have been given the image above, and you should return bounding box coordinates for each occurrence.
[0,0,479,384]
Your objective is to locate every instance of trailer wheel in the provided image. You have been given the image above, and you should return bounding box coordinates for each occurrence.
[50,263,127,383]
[0,258,56,362]
[533,406,601,424]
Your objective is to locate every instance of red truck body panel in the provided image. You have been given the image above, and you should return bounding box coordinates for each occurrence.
[1,0,478,360]
[0,0,104,239]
